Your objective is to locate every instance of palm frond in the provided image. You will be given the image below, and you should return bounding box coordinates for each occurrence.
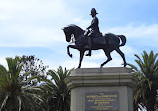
[0,65,10,82]
[0,94,9,110]
[17,96,22,111]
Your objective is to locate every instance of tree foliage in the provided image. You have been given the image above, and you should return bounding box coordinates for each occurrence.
[128,51,158,111]
[0,57,47,111]
[17,55,48,86]
[40,66,73,111]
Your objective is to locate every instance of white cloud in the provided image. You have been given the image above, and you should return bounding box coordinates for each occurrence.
[120,45,138,58]
[0,55,16,69]
[0,0,66,20]
[1,0,157,48]
[72,17,89,29]
[0,25,65,47]
[61,59,99,69]
[0,0,91,47]
[105,24,158,39]
[0,56,7,68]
[0,0,157,71]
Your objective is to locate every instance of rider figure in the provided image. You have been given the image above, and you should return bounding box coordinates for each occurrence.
[85,8,101,56]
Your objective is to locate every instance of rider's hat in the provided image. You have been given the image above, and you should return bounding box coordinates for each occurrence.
[90,8,98,15]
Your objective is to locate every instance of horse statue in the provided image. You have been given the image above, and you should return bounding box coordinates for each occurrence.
[62,24,127,68]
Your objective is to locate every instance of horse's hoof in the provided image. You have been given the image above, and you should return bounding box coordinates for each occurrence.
[124,63,127,67]
[100,64,103,68]
[78,64,81,68]
[69,54,73,58]
[85,53,91,56]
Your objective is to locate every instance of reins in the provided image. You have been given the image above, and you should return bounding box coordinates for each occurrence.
[69,35,76,44]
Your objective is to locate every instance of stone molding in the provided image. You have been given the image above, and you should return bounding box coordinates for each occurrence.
[65,67,136,89]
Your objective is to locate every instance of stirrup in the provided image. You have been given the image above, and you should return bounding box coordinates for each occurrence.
[86,52,91,56]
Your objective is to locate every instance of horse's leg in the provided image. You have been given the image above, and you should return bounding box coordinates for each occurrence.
[115,47,127,67]
[67,45,78,58]
[78,51,85,68]
[100,49,112,67]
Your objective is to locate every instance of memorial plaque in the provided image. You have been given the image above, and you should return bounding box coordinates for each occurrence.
[85,92,119,111]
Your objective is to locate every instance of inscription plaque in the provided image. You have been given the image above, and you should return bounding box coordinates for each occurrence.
[85,92,119,111]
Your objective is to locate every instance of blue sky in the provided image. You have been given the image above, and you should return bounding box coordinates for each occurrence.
[0,0,158,71]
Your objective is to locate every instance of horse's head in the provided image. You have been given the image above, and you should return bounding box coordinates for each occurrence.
[62,24,84,42]
[62,25,75,42]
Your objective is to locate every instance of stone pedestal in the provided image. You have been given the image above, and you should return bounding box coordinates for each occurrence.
[65,67,136,111]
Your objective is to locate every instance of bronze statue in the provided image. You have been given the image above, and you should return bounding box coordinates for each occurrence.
[85,8,102,56]
[62,8,127,68]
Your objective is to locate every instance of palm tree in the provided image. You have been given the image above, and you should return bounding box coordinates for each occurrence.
[40,66,73,111]
[0,57,47,111]
[128,51,158,111]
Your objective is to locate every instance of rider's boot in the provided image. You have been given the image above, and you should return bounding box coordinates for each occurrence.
[86,50,91,56]
[86,37,92,56]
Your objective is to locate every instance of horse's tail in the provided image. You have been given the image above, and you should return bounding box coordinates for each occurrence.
[118,35,126,47]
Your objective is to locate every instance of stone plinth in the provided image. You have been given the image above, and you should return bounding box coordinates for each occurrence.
[65,67,136,111]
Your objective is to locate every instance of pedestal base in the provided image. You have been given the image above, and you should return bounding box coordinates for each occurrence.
[65,67,135,111]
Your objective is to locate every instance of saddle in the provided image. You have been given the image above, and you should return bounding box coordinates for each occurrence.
[93,36,106,44]
[93,33,118,45]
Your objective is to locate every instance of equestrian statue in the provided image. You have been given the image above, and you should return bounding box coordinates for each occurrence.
[62,8,127,68]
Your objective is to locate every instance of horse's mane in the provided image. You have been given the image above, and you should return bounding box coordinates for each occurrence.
[67,24,84,32]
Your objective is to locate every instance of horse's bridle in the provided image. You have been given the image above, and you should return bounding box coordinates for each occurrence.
[69,34,76,44]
